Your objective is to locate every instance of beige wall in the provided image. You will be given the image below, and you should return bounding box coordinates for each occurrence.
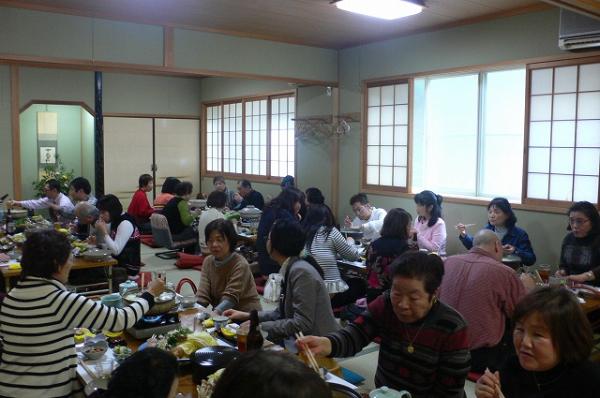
[0,66,13,198]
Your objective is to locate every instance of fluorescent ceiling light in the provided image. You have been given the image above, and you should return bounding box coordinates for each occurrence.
[335,0,424,20]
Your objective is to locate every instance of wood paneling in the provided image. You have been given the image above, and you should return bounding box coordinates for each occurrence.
[10,65,21,200]
[0,0,552,49]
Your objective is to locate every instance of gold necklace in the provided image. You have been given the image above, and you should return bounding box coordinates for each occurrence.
[402,321,427,354]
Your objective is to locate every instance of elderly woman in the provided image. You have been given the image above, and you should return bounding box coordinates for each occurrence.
[0,230,164,397]
[556,201,600,285]
[196,219,261,314]
[475,286,600,397]
[299,252,470,398]
[458,197,536,266]
[225,219,339,342]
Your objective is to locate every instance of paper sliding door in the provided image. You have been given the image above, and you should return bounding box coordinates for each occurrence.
[104,117,153,209]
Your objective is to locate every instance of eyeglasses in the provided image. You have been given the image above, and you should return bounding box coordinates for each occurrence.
[569,218,590,226]
[352,205,368,214]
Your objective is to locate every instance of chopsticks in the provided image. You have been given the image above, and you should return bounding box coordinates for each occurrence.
[454,223,476,229]
[295,331,320,374]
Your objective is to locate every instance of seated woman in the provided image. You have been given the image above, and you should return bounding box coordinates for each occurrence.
[556,201,600,285]
[298,251,470,398]
[198,190,227,255]
[162,181,197,242]
[304,204,361,307]
[256,188,303,276]
[225,219,339,342]
[0,230,164,397]
[458,197,536,266]
[196,219,261,314]
[475,286,600,398]
[366,208,413,302]
[413,190,447,256]
[211,350,330,398]
[154,177,181,208]
[101,348,179,398]
[96,194,143,277]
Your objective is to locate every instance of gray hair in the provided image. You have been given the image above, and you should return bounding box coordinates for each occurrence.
[75,202,99,219]
[473,229,499,248]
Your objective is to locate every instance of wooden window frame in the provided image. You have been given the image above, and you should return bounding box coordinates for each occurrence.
[201,91,295,184]
[522,55,600,209]
[361,79,413,194]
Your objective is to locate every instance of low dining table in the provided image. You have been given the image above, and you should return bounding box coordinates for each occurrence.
[1,255,117,293]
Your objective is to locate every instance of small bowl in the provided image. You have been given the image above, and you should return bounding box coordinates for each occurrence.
[112,346,133,363]
[181,295,197,309]
[82,340,108,360]
[212,315,229,330]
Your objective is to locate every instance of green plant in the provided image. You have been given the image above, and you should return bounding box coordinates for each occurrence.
[32,154,75,197]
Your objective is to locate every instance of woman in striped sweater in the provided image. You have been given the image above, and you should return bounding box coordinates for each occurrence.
[0,230,164,398]
[298,251,471,398]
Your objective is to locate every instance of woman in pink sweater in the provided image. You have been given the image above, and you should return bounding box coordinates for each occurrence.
[412,190,447,257]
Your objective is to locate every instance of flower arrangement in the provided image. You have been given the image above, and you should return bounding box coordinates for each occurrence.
[32,154,75,197]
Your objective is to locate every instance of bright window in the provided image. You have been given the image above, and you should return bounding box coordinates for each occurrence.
[204,93,295,179]
[412,68,526,200]
[526,62,600,204]
[365,82,409,189]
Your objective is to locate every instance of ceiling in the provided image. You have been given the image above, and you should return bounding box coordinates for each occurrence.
[0,0,572,49]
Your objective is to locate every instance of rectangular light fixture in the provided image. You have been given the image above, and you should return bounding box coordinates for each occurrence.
[335,0,424,20]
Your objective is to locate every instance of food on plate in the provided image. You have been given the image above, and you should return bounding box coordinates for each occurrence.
[171,332,218,358]
[9,233,26,244]
[113,345,133,363]
[74,327,95,344]
[220,323,239,339]
[197,368,224,398]
[202,318,214,328]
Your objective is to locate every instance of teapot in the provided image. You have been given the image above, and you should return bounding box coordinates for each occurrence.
[369,386,412,398]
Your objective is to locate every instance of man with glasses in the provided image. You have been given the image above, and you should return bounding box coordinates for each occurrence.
[557,201,600,285]
[8,179,74,222]
[344,193,387,241]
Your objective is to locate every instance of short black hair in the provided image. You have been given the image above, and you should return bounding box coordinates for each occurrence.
[207,190,227,208]
[211,350,331,398]
[213,175,226,185]
[238,179,252,189]
[45,179,61,193]
[567,201,600,234]
[487,197,517,229]
[174,181,193,196]
[269,219,305,257]
[390,251,444,296]
[349,193,369,206]
[21,230,71,280]
[280,175,295,189]
[205,219,238,252]
[305,187,325,205]
[138,174,153,188]
[380,208,412,240]
[105,347,178,398]
[267,188,302,215]
[161,177,181,194]
[513,287,593,365]
[69,177,91,195]
[97,194,123,229]
[414,190,443,227]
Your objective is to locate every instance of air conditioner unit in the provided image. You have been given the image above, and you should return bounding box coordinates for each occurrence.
[559,9,600,51]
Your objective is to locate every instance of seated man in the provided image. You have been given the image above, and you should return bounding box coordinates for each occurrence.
[51,177,97,221]
[212,175,236,210]
[344,193,387,241]
[127,174,154,234]
[233,179,264,210]
[8,178,74,222]
[439,229,534,373]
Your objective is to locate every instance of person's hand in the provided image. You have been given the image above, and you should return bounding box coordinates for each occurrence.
[48,203,60,211]
[568,271,595,283]
[7,200,20,208]
[344,216,353,227]
[520,273,536,291]
[95,219,108,235]
[502,244,515,254]
[233,192,243,203]
[555,269,567,277]
[146,278,165,297]
[475,369,504,398]
[223,309,250,322]
[456,223,467,237]
[346,236,355,245]
[296,335,332,357]
[87,235,97,246]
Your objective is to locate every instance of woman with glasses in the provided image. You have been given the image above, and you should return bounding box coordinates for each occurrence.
[556,201,600,285]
